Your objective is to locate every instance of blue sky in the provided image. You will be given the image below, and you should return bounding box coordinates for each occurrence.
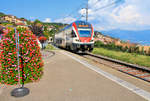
[0,0,85,20]
[1,0,150,31]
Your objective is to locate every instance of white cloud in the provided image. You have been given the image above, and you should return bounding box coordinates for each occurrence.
[111,5,141,24]
[43,18,51,23]
[54,17,76,24]
[86,0,150,30]
[79,8,94,16]
[79,9,86,15]
[78,9,95,21]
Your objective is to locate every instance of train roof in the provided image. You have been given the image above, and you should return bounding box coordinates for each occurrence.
[59,20,92,32]
[74,20,91,26]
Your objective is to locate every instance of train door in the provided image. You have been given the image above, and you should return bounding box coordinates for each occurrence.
[65,29,72,50]
[61,31,65,48]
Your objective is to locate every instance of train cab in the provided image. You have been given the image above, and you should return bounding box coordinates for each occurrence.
[55,20,94,52]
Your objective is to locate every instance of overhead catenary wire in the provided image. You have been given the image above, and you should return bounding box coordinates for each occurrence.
[60,0,107,23]
[83,0,119,22]
[88,0,102,9]
[61,1,86,23]
[61,0,123,24]
[89,0,123,12]
[80,0,123,22]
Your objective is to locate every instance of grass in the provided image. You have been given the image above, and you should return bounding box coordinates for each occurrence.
[92,48,150,68]
[45,44,56,51]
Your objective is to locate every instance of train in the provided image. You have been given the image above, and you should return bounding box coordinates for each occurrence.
[54,21,94,52]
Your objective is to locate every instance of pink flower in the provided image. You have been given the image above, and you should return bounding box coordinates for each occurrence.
[3,29,9,34]
[10,41,13,43]
[12,65,17,67]
[8,53,12,55]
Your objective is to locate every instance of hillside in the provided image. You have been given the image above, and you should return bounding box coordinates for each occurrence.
[94,31,120,44]
[1,12,149,46]
[0,12,5,17]
[0,12,65,38]
[101,29,150,45]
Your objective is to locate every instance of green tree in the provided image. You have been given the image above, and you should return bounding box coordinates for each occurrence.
[134,46,140,54]
[141,47,145,55]
[29,23,44,37]
[0,12,5,17]
[0,26,3,34]
[49,28,56,37]
[26,20,32,25]
[94,41,104,48]
[148,48,150,56]
[34,19,42,24]
[20,17,26,20]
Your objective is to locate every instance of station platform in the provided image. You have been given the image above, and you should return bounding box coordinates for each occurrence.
[0,50,150,101]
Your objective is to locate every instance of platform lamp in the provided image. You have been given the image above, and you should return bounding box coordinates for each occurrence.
[11,28,29,97]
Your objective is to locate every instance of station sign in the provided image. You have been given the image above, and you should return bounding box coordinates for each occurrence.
[78,25,89,27]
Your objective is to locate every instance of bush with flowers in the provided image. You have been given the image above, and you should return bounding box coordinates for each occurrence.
[0,27,44,85]
[38,36,47,49]
[38,36,47,42]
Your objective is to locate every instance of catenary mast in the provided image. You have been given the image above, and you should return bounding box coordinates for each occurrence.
[86,0,89,22]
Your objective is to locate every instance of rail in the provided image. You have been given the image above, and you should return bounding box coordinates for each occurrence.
[87,53,150,73]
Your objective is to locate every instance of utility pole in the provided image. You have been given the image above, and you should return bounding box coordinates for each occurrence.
[86,0,89,22]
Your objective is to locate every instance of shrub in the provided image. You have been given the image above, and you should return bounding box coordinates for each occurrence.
[45,44,55,50]
[148,48,150,56]
[0,27,44,85]
[94,41,104,47]
[141,47,145,55]
[38,36,47,49]
[134,46,140,54]
[94,41,149,56]
[29,23,44,37]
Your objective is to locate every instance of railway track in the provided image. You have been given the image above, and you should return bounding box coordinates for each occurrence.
[81,53,150,83]
[54,45,150,83]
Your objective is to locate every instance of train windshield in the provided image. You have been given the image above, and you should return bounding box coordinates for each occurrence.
[79,30,91,37]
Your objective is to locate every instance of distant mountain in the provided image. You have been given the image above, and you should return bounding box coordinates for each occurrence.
[101,29,150,45]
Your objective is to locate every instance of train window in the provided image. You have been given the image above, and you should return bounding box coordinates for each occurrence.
[71,30,76,37]
[59,40,62,44]
[56,40,59,44]
[56,39,62,44]
[79,30,91,37]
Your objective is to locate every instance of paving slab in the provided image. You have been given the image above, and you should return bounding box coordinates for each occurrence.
[0,50,148,101]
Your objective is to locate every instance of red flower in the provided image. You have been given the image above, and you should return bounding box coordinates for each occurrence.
[0,27,44,85]
[38,36,47,41]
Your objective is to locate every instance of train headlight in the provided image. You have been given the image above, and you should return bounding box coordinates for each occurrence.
[90,40,94,42]
[75,39,80,42]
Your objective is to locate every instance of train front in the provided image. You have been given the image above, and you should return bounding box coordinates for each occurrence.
[72,21,94,52]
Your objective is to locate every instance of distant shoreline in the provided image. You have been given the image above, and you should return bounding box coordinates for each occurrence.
[101,30,150,46]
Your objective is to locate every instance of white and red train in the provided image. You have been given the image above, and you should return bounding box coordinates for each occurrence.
[54,21,94,52]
